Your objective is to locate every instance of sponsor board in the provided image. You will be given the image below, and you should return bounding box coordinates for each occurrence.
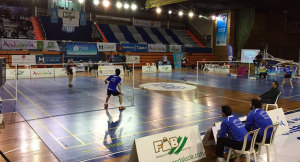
[121,43,136,52]
[148,44,167,53]
[267,108,289,136]
[6,68,76,79]
[167,45,182,53]
[173,53,184,69]
[2,39,37,50]
[139,82,197,91]
[158,65,172,72]
[54,68,76,77]
[98,66,124,75]
[36,55,62,64]
[67,42,97,55]
[62,18,79,27]
[42,40,60,51]
[126,55,140,64]
[31,68,55,78]
[129,125,206,162]
[136,44,148,52]
[142,66,157,73]
[12,55,36,66]
[133,19,161,28]
[97,43,116,52]
[216,13,228,46]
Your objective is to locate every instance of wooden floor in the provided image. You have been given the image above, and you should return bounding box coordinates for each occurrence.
[0,69,299,162]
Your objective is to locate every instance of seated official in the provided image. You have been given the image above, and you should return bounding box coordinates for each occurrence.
[245,99,273,143]
[258,81,280,104]
[216,106,251,161]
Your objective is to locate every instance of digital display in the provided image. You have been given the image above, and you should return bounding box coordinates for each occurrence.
[241,49,260,63]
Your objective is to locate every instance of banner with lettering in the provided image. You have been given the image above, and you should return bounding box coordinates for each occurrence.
[80,11,86,26]
[36,55,62,64]
[136,44,148,52]
[216,13,228,46]
[67,42,97,55]
[63,18,79,27]
[12,55,36,66]
[50,8,58,23]
[97,43,116,52]
[121,43,136,52]
[134,19,161,28]
[148,44,166,52]
[167,45,182,52]
[2,39,37,50]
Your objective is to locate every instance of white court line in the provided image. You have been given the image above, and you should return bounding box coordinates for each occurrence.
[79,148,132,162]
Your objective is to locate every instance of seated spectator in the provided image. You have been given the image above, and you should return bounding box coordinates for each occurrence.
[245,99,273,144]
[216,106,251,161]
[258,64,267,79]
[257,81,280,104]
[162,55,168,65]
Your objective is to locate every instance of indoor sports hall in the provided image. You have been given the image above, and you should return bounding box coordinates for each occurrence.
[0,0,300,162]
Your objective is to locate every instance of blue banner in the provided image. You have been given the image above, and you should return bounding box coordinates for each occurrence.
[62,26,75,33]
[227,44,233,61]
[67,42,97,55]
[135,44,148,52]
[36,55,62,64]
[173,53,184,69]
[121,43,136,52]
[50,8,58,23]
[80,12,86,26]
[216,13,228,46]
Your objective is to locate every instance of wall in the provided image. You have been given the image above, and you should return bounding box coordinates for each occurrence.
[189,18,213,37]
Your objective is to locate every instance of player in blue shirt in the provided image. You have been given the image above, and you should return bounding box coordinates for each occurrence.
[281,64,293,88]
[104,69,125,111]
[216,106,251,160]
[246,99,273,143]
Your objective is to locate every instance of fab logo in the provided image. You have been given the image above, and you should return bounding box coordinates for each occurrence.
[153,136,188,155]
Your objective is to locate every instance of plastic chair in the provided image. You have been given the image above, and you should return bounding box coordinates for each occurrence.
[265,92,281,111]
[256,124,279,162]
[226,129,260,162]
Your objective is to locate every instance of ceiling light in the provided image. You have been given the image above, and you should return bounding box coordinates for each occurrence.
[131,3,137,10]
[168,10,172,14]
[93,0,99,5]
[212,15,216,20]
[103,0,110,7]
[178,11,183,16]
[156,7,162,14]
[188,12,194,17]
[116,2,122,8]
[78,0,84,4]
[124,3,129,9]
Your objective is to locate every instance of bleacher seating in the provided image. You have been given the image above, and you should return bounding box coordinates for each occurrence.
[0,16,34,39]
[39,16,93,41]
[150,27,169,45]
[118,25,138,44]
[135,26,154,44]
[165,29,183,45]
[98,24,119,43]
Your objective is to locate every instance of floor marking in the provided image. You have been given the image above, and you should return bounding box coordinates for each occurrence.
[79,148,132,162]
[64,115,222,149]
[3,86,67,149]
[6,81,87,146]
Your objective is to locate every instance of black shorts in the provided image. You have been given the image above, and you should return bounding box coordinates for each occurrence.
[182,64,187,68]
[107,90,120,96]
[67,71,73,75]
[284,74,291,78]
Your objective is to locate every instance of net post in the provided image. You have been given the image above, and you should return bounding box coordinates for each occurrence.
[196,61,199,84]
[248,62,250,79]
[15,64,18,100]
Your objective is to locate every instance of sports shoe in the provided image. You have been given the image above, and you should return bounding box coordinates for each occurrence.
[291,86,294,89]
[119,106,126,111]
[104,103,108,109]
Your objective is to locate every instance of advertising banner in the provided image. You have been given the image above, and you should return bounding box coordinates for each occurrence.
[126,55,140,64]
[6,69,16,79]
[54,68,68,77]
[173,53,184,69]
[2,39,37,50]
[216,13,228,46]
[142,66,157,73]
[63,18,79,27]
[36,55,62,64]
[98,65,124,75]
[129,125,206,162]
[136,44,148,52]
[167,45,182,53]
[67,42,97,55]
[80,11,86,26]
[121,43,136,52]
[63,10,76,19]
[97,43,116,52]
[158,65,172,72]
[31,68,55,78]
[42,40,60,51]
[50,8,58,23]
[267,108,289,136]
[62,26,75,33]
[12,55,36,66]
[227,44,233,61]
[17,69,31,79]
[148,44,166,52]
[134,19,161,28]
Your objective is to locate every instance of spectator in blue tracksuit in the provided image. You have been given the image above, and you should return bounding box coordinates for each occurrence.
[245,99,273,143]
[216,106,252,160]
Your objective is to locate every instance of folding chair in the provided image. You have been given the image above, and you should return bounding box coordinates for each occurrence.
[265,92,281,111]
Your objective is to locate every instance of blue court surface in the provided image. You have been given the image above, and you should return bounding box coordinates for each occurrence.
[143,72,300,101]
[0,72,298,161]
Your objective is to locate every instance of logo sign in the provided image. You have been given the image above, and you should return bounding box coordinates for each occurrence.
[31,68,55,78]
[121,43,136,52]
[126,55,140,63]
[12,55,36,66]
[136,44,148,52]
[158,65,172,72]
[148,44,166,52]
[139,82,197,91]
[267,108,289,136]
[98,65,124,75]
[97,43,116,52]
[36,55,62,64]
[129,125,206,162]
[167,45,182,53]
[67,42,97,55]
[134,19,161,28]
[50,8,58,23]
[142,66,157,73]
[173,53,184,69]
[2,39,37,50]
[216,13,228,46]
